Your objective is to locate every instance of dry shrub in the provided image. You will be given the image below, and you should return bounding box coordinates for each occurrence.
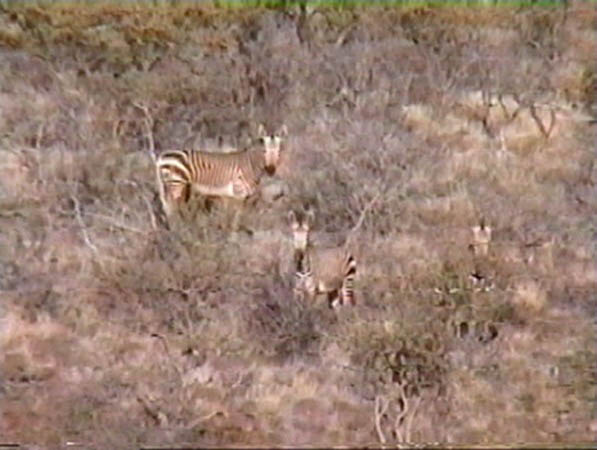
[0,149,33,198]
[240,282,328,362]
[512,278,548,315]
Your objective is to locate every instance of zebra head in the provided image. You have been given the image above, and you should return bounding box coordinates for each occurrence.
[288,208,314,253]
[258,123,287,175]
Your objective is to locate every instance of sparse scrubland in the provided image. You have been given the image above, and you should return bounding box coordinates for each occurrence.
[0,1,596,447]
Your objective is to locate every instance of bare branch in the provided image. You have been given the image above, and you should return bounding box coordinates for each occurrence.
[151,333,183,382]
[136,395,169,427]
[112,117,127,140]
[142,192,159,232]
[404,393,423,443]
[186,410,226,430]
[71,195,98,256]
[119,179,161,232]
[35,122,45,150]
[133,101,157,163]
[350,190,382,237]
[375,395,389,445]
[498,94,523,122]
[85,212,147,235]
[335,23,355,47]
[529,104,557,139]
[394,381,409,443]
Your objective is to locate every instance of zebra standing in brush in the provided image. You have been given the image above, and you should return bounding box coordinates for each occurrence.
[289,208,358,308]
[156,124,287,220]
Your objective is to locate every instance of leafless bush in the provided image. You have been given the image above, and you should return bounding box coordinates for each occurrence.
[240,282,331,362]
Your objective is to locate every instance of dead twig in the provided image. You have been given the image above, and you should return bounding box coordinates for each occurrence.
[141,192,159,232]
[119,179,160,232]
[133,101,168,226]
[344,189,383,251]
[151,333,183,382]
[498,93,523,122]
[375,395,389,445]
[186,410,226,430]
[85,212,147,235]
[529,103,557,139]
[350,190,382,236]
[136,395,169,427]
[403,392,423,443]
[132,101,157,163]
[393,379,424,444]
[71,195,99,256]
[35,122,45,150]
[393,381,409,442]
[112,117,126,140]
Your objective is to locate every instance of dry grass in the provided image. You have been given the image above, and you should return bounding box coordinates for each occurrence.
[1,1,596,447]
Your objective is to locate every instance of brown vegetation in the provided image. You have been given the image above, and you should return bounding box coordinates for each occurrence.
[0,1,595,447]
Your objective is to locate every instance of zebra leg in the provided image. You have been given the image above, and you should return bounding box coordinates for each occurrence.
[232,198,256,236]
[199,194,215,213]
[246,192,260,208]
[328,291,342,309]
[186,193,204,223]
[162,183,191,223]
[340,282,356,306]
[293,281,306,303]
[228,199,242,232]
[216,198,234,231]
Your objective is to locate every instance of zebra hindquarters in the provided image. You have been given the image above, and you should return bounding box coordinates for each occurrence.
[340,254,357,306]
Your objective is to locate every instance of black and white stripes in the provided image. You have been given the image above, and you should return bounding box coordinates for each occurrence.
[155,124,286,218]
[289,209,357,308]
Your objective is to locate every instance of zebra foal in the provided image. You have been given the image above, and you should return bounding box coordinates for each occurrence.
[289,209,357,308]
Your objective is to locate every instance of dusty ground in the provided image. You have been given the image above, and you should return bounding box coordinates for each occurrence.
[0,1,596,447]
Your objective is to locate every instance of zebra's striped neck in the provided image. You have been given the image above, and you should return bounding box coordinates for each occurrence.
[295,249,311,274]
[293,249,315,301]
[247,147,267,175]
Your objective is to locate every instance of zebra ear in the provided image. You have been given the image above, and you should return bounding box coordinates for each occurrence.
[305,207,315,226]
[278,124,288,138]
[288,210,297,224]
[258,123,267,138]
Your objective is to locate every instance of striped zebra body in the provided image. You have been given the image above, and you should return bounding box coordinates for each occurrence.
[296,248,357,308]
[289,210,357,308]
[156,124,286,219]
